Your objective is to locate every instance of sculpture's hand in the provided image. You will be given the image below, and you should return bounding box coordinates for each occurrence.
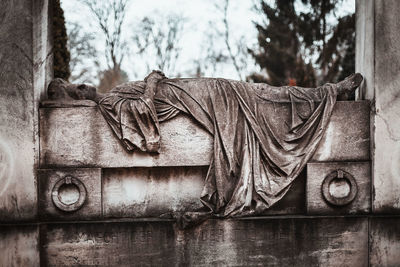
[144,70,167,83]
[143,70,167,100]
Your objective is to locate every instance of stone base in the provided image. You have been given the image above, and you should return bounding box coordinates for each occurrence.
[40,217,368,266]
[1,217,400,265]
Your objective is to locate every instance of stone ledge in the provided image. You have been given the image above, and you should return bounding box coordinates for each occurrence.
[39,101,370,168]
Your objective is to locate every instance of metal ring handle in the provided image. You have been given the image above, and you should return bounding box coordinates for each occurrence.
[321,169,358,206]
[51,176,87,212]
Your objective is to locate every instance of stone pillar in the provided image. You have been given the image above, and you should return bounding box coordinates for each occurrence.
[0,0,52,221]
[356,0,400,213]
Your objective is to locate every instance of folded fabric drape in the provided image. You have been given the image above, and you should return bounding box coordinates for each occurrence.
[99,78,337,217]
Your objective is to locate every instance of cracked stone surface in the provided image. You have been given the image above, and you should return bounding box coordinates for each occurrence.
[356,0,400,213]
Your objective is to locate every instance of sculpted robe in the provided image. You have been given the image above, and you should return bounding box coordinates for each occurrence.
[98,78,337,217]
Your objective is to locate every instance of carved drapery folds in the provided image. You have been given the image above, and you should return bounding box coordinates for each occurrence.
[98,77,339,218]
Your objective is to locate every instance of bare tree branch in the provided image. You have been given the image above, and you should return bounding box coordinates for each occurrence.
[79,0,129,71]
[67,21,99,84]
[132,13,185,76]
[211,0,249,80]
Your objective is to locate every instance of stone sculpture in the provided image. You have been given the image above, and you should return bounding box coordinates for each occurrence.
[47,72,362,224]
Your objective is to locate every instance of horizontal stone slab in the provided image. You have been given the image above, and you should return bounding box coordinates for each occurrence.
[39,101,369,168]
[102,167,305,218]
[40,106,212,167]
[40,217,368,266]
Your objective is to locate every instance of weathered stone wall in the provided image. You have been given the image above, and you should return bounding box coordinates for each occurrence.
[356,0,400,213]
[0,0,52,221]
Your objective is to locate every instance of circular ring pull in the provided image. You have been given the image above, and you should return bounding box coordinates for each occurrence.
[321,169,358,206]
[52,176,87,212]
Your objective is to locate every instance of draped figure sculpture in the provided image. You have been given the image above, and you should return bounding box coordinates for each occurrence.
[48,72,363,223]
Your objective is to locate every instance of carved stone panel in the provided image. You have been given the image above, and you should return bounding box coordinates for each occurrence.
[306,162,371,214]
[102,166,206,218]
[38,168,101,220]
[40,217,368,266]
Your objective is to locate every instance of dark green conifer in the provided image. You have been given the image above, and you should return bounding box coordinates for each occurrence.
[249,0,355,86]
[53,0,71,80]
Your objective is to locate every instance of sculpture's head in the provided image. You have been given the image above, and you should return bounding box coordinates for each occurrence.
[47,78,97,101]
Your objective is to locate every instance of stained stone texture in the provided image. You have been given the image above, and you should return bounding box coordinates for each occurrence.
[370,217,400,266]
[356,0,400,213]
[39,101,369,168]
[38,168,102,220]
[306,162,371,215]
[40,108,213,167]
[355,0,375,100]
[0,0,52,221]
[262,170,305,215]
[40,217,368,266]
[103,167,305,218]
[0,225,40,267]
[103,166,207,218]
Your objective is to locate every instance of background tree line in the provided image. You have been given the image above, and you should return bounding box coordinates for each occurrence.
[53,0,355,92]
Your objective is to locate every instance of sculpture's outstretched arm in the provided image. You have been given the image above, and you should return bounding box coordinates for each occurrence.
[256,73,363,102]
[305,73,363,99]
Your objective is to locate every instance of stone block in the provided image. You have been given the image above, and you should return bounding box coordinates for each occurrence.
[103,166,207,218]
[39,107,212,167]
[38,168,102,220]
[311,101,370,162]
[0,225,39,267]
[40,217,368,266]
[262,169,306,215]
[307,162,370,215]
[39,101,369,168]
[370,217,400,266]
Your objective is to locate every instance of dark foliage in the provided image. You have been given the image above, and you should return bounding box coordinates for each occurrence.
[53,0,71,80]
[249,0,355,86]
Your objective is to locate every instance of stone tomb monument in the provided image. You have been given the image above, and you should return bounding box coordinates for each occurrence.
[0,0,400,266]
[38,70,370,265]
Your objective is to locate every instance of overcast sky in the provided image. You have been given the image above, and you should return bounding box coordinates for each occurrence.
[61,0,355,82]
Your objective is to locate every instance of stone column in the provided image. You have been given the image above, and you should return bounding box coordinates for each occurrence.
[0,0,52,221]
[356,0,400,213]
